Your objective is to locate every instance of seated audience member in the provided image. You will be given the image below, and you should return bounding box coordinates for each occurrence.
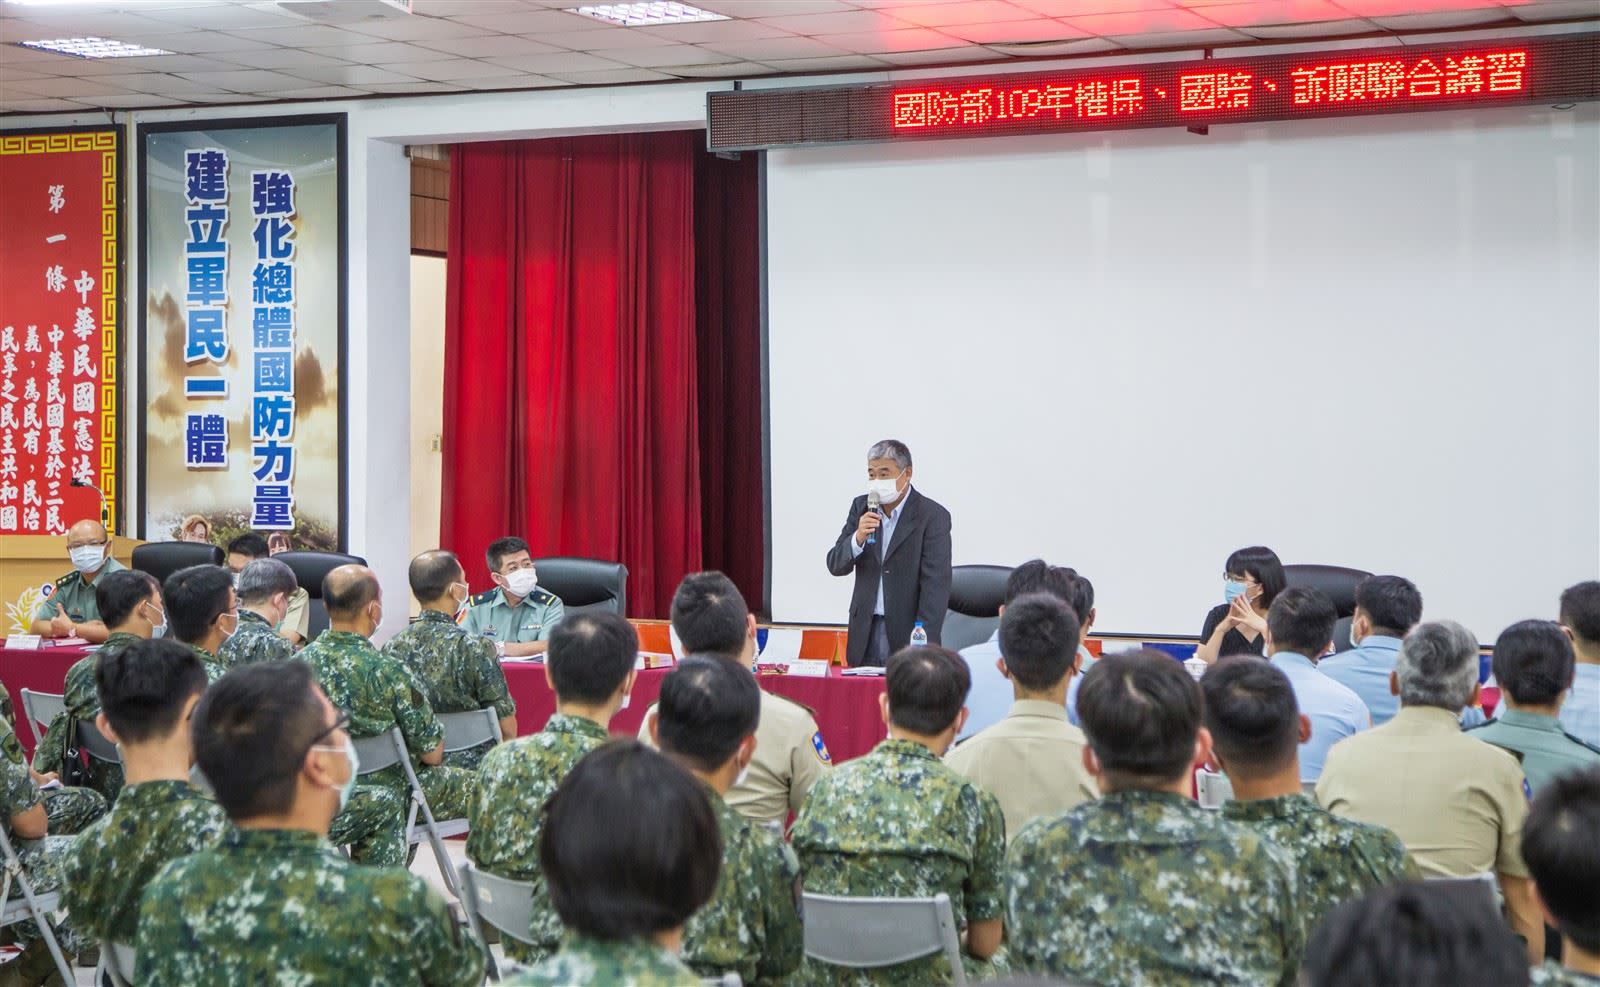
[653,657,803,985]
[381,550,517,770]
[219,558,298,667]
[225,533,310,646]
[791,645,1005,983]
[62,639,228,947]
[135,663,484,986]
[507,741,718,987]
[640,572,829,828]
[1194,545,1285,664]
[29,518,124,643]
[467,611,638,964]
[1302,881,1530,987]
[1321,575,1425,725]
[31,569,162,804]
[1318,620,1545,962]
[960,560,1075,739]
[163,565,238,680]
[299,565,475,842]
[1007,650,1301,987]
[1265,587,1372,783]
[179,514,211,544]
[1202,657,1415,934]
[1523,768,1600,986]
[462,536,565,659]
[1469,621,1600,793]
[267,532,291,555]
[1559,582,1600,748]
[947,593,1096,841]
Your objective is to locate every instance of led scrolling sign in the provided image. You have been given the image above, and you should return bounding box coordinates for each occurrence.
[705,33,1599,150]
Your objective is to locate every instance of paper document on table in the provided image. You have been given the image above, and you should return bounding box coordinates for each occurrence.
[759,628,804,663]
[501,653,544,663]
[4,635,41,651]
[784,659,830,678]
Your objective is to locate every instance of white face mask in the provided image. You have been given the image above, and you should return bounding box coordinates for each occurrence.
[144,601,168,639]
[866,477,902,505]
[734,764,750,789]
[450,582,470,618]
[313,740,360,811]
[619,692,631,711]
[1349,621,1363,649]
[217,611,239,643]
[504,567,539,599]
[69,544,106,574]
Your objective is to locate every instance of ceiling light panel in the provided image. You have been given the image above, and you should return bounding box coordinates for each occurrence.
[571,2,730,28]
[17,36,174,58]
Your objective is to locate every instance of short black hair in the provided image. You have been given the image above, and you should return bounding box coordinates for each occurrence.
[96,638,208,745]
[1224,546,1287,609]
[486,536,530,574]
[226,533,270,560]
[1560,581,1600,645]
[540,740,721,941]
[1354,575,1423,636]
[1060,568,1095,625]
[1201,657,1300,779]
[1266,586,1338,657]
[1003,559,1076,608]
[548,611,638,705]
[1522,767,1600,954]
[408,550,463,603]
[656,656,761,774]
[670,572,748,659]
[1077,650,1202,787]
[96,569,160,629]
[163,565,235,645]
[193,661,327,820]
[1303,882,1528,987]
[1493,620,1576,707]
[885,645,969,736]
[999,593,1080,691]
[322,567,379,620]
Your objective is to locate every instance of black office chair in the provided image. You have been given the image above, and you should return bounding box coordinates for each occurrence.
[1283,563,1373,654]
[532,558,628,617]
[942,564,1014,653]
[130,541,224,585]
[275,551,367,642]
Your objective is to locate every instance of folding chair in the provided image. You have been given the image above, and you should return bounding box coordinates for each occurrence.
[353,728,463,897]
[437,708,503,757]
[100,941,136,987]
[801,892,968,987]
[0,824,75,986]
[76,718,121,766]
[18,690,65,750]
[457,860,538,982]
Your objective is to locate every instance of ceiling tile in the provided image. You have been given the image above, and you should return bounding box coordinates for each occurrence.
[936,17,1091,41]
[483,50,629,72]
[218,48,357,71]
[586,44,742,67]
[380,57,541,80]
[2,75,126,99]
[0,53,171,78]
[544,67,675,83]
[93,91,190,108]
[450,74,566,90]
[990,36,1126,53]
[811,27,966,52]
[340,16,499,41]
[1063,6,1221,32]
[173,69,316,92]
[754,53,894,71]
[291,63,424,85]
[531,27,684,50]
[182,91,275,103]
[754,9,919,32]
[872,44,1010,63]
[1009,0,1173,11]
[702,35,853,58]
[890,0,1042,27]
[410,0,548,15]
[1238,16,1379,35]
[0,67,54,83]
[1106,26,1253,44]
[0,97,94,113]
[78,53,240,74]
[447,9,615,32]
[268,85,368,100]
[1367,8,1516,25]
[110,31,277,54]
[304,40,461,62]
[694,0,858,14]
[1196,0,1353,22]
[655,60,782,76]
[138,4,306,31]
[636,19,792,42]
[1326,0,1496,12]
[8,11,178,37]
[413,33,562,57]
[226,23,392,47]
[1508,0,1600,18]
[358,80,476,94]
[89,72,226,96]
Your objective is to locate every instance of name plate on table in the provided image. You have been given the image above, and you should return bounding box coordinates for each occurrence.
[783,659,831,678]
[637,652,675,670]
[4,635,42,651]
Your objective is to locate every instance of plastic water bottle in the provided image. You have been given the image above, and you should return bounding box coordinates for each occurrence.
[910,621,928,648]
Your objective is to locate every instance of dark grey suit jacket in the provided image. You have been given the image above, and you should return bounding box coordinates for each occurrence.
[824,488,953,666]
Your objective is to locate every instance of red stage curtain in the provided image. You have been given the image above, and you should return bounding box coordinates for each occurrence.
[693,151,765,616]
[442,133,702,617]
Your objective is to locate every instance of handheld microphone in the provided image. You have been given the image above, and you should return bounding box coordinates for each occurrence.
[71,476,110,528]
[865,490,880,546]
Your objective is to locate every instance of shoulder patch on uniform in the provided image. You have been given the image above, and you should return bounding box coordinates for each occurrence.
[470,590,498,606]
[1564,732,1600,756]
[53,573,75,589]
[533,587,560,605]
[810,731,831,764]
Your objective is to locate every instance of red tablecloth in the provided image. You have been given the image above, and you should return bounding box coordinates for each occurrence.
[0,644,89,753]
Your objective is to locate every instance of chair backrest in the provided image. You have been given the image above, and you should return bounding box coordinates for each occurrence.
[438,708,503,753]
[942,565,1012,653]
[274,550,367,641]
[19,690,64,749]
[532,557,628,617]
[130,541,225,586]
[353,727,407,776]
[458,861,539,945]
[1283,563,1373,654]
[103,941,136,987]
[76,718,121,764]
[801,892,967,987]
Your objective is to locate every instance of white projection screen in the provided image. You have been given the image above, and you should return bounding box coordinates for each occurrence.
[766,103,1600,642]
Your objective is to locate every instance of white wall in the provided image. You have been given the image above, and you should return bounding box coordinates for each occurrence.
[409,253,447,608]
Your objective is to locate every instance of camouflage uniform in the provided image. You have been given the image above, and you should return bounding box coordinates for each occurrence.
[1007,789,1304,987]
[505,936,701,986]
[1223,793,1418,937]
[135,827,486,986]
[61,778,229,945]
[218,608,297,667]
[466,713,609,964]
[299,630,476,822]
[32,557,127,625]
[790,738,1007,985]
[31,631,140,802]
[329,783,410,868]
[683,784,804,986]
[1,716,88,955]
[380,610,517,770]
[184,643,231,683]
[1531,960,1600,986]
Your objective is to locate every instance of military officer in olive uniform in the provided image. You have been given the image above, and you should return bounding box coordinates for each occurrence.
[1467,620,1600,793]
[29,519,123,643]
[462,536,565,659]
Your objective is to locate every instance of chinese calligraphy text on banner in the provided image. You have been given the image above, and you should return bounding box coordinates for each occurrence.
[0,129,120,537]
[139,117,345,551]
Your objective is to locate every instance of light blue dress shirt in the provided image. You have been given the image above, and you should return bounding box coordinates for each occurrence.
[958,635,1091,740]
[848,487,909,616]
[1560,663,1600,748]
[1320,636,1404,725]
[1270,651,1372,783]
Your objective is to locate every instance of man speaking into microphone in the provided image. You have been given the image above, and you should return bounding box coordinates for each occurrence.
[826,440,952,667]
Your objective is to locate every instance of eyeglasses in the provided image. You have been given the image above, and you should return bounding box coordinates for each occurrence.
[304,710,352,755]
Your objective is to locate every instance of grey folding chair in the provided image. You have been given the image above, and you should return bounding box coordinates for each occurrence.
[0,824,75,986]
[437,708,503,756]
[353,728,462,898]
[76,718,121,766]
[801,891,967,987]
[457,860,538,982]
[100,941,136,987]
[19,690,65,750]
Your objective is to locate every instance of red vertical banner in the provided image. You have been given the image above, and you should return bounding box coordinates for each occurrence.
[0,130,119,535]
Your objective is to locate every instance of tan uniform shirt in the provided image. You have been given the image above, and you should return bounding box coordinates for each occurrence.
[1317,705,1531,879]
[945,699,1097,841]
[640,690,831,829]
[282,586,311,642]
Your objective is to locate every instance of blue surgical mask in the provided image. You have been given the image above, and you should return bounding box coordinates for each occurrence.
[1224,580,1248,604]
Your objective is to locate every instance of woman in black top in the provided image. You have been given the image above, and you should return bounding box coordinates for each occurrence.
[1195,545,1286,663]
